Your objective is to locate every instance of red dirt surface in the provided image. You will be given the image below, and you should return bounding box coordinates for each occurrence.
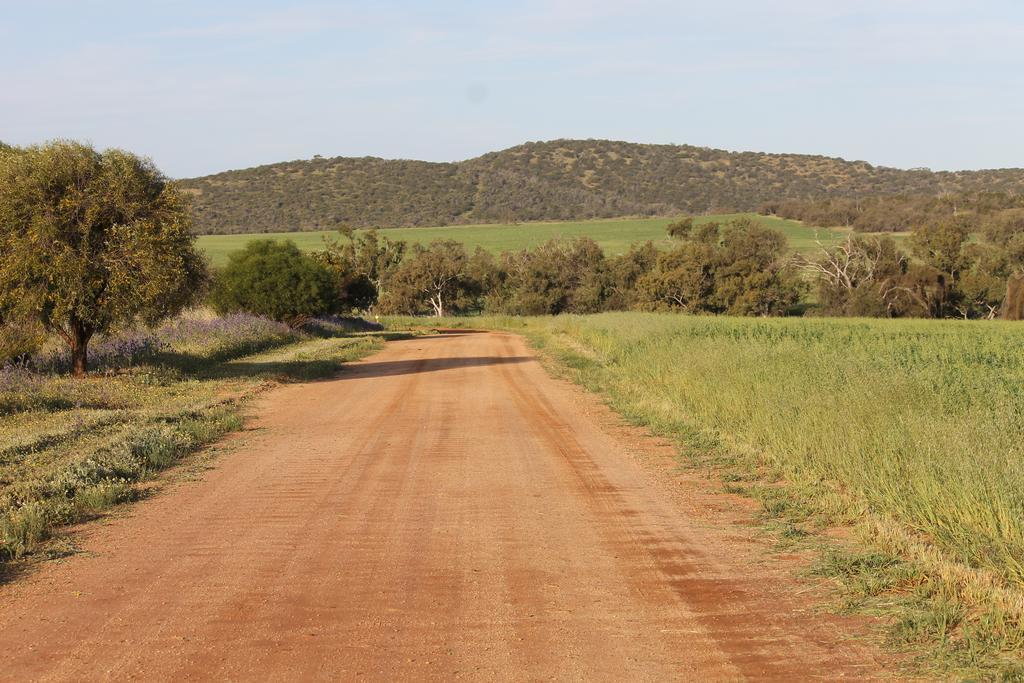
[0,331,891,680]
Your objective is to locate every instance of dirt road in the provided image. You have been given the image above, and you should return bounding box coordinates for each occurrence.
[0,331,887,680]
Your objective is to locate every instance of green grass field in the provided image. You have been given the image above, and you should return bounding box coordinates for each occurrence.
[539,313,1024,676]
[196,214,907,267]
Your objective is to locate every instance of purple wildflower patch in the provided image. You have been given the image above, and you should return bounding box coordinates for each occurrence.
[1,313,298,381]
[0,360,43,396]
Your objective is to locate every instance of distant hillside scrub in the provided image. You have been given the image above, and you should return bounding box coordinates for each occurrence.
[760,191,1024,232]
[178,140,1024,235]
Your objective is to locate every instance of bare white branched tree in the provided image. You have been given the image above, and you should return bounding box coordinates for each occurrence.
[796,232,910,316]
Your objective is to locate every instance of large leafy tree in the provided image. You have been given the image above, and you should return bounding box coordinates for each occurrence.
[379,240,482,317]
[314,228,406,312]
[906,217,974,318]
[713,218,802,315]
[602,241,658,311]
[637,241,718,312]
[487,237,607,315]
[0,141,206,376]
[982,209,1024,319]
[640,217,801,316]
[983,208,1024,267]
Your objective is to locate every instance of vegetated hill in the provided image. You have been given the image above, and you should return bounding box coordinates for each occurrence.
[178,139,1024,235]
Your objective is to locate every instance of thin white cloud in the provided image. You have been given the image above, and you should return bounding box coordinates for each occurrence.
[150,3,409,41]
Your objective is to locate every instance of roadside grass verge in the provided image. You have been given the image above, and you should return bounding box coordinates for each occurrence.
[0,314,385,569]
[384,312,1024,678]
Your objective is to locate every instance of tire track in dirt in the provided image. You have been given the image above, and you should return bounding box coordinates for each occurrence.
[0,331,890,681]
[490,332,874,679]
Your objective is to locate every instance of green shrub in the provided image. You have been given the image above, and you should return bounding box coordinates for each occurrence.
[0,317,45,365]
[0,501,49,559]
[211,240,337,327]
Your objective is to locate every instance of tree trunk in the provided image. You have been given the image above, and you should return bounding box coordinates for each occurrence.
[70,317,92,378]
[1002,273,1024,321]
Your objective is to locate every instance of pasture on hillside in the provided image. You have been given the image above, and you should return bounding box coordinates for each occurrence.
[196,214,908,267]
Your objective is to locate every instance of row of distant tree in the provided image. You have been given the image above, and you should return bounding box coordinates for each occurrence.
[760,192,1024,318]
[760,191,1024,233]
[212,209,1024,326]
[212,217,804,326]
[801,224,1023,319]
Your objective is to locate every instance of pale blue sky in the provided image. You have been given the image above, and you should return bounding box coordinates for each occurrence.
[2,1,1022,178]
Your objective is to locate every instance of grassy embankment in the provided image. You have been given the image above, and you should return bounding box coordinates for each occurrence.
[196,214,910,267]
[388,312,1024,678]
[0,314,390,571]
